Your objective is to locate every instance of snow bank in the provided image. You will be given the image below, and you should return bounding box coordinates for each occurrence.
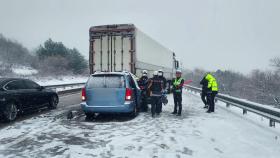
[33,76,88,86]
[11,65,38,75]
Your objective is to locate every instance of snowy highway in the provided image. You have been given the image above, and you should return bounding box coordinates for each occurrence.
[0,91,280,158]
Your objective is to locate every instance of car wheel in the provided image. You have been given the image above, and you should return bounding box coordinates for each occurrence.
[130,105,138,118]
[3,102,18,122]
[48,95,58,109]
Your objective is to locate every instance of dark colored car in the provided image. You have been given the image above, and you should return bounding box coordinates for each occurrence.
[0,78,59,122]
[81,71,141,118]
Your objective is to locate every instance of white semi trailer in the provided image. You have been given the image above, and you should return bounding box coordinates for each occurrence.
[89,24,180,83]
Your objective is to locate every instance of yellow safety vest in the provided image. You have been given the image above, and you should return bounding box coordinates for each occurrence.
[173,78,183,92]
[205,74,218,91]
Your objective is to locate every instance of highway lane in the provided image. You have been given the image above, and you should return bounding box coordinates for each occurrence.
[0,92,82,129]
[0,91,279,158]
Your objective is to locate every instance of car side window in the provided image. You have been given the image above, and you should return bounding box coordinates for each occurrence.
[5,80,25,90]
[131,75,140,89]
[128,75,137,89]
[24,80,40,89]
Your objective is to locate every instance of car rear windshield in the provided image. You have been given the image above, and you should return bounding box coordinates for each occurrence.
[87,75,125,88]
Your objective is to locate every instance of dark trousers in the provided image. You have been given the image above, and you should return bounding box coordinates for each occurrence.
[159,100,162,113]
[173,92,182,114]
[208,91,218,112]
[201,91,207,106]
[151,96,161,116]
[141,91,148,112]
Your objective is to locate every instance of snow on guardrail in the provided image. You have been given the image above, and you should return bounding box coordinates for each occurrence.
[185,85,280,127]
[44,82,86,94]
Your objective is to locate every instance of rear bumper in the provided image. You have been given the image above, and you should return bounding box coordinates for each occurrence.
[81,101,135,113]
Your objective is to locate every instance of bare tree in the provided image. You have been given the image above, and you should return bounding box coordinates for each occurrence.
[270,57,280,73]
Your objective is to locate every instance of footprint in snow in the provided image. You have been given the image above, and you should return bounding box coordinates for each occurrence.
[214,148,223,154]
[158,143,169,150]
[182,147,193,155]
[124,145,135,151]
[138,146,143,151]
[170,137,177,143]
[176,147,193,156]
[153,147,159,154]
[109,145,114,151]
[192,130,202,137]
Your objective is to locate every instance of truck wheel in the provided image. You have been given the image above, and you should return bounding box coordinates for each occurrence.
[3,102,18,122]
[48,95,58,109]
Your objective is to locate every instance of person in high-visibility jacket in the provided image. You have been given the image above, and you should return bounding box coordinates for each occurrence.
[171,69,185,116]
[205,73,219,113]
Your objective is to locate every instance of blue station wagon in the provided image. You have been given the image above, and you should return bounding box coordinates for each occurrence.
[80,71,141,118]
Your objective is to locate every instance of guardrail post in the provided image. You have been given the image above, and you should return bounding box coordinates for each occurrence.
[243,109,247,115]
[269,119,275,127]
[226,103,230,108]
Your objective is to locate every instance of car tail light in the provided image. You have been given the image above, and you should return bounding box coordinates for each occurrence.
[125,88,133,101]
[81,88,86,101]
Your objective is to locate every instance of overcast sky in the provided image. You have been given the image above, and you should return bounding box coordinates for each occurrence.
[0,0,279,74]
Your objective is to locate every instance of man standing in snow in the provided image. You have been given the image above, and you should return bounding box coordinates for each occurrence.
[171,69,184,116]
[205,73,219,113]
[158,69,167,113]
[200,75,209,109]
[148,71,164,117]
[138,70,149,112]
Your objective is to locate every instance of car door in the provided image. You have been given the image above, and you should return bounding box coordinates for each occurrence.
[86,74,126,107]
[4,80,30,110]
[23,80,47,107]
[128,75,141,108]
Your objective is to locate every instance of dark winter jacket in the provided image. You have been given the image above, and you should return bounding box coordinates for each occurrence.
[200,77,210,93]
[138,76,149,89]
[148,76,163,96]
[158,76,167,89]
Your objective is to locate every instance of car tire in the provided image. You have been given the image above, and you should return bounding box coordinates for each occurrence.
[130,105,138,118]
[3,102,18,122]
[48,95,58,109]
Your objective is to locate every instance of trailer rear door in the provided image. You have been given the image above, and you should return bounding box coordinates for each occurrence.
[91,35,134,72]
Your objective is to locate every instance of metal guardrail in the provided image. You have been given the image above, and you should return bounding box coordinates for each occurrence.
[44,82,86,89]
[185,85,280,127]
[44,82,86,95]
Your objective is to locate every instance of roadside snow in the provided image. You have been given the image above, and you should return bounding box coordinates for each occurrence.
[189,90,280,129]
[34,76,88,86]
[11,65,38,75]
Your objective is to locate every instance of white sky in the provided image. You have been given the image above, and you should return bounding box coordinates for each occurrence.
[0,0,280,74]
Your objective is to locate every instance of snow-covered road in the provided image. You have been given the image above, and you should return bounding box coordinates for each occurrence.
[0,91,279,158]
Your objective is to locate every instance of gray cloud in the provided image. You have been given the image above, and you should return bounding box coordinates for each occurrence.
[1,0,279,74]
